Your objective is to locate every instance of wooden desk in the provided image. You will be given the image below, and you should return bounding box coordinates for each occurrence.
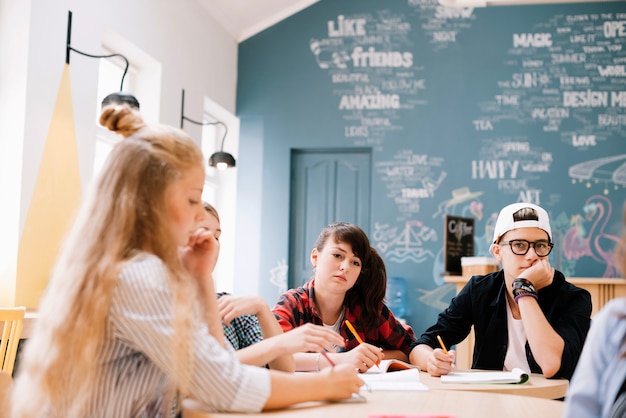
[420,370,568,399]
[182,389,564,418]
[443,276,625,369]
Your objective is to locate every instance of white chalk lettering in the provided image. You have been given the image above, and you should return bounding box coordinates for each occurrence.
[502,142,529,153]
[433,31,457,42]
[402,188,430,198]
[328,15,367,37]
[471,160,519,179]
[472,120,493,130]
[518,190,541,205]
[381,79,426,90]
[351,47,413,68]
[572,135,597,147]
[523,60,543,67]
[361,117,391,126]
[386,166,414,176]
[331,73,370,83]
[376,20,411,32]
[512,73,540,88]
[498,179,528,191]
[531,108,570,119]
[604,21,626,38]
[566,15,589,23]
[607,44,623,52]
[513,33,552,48]
[434,6,474,19]
[563,91,608,107]
[551,53,586,63]
[345,126,369,137]
[339,94,401,110]
[598,65,626,76]
[522,163,550,172]
[560,76,590,85]
[598,113,626,125]
[611,91,626,107]
[409,154,429,164]
[495,95,519,105]
[582,46,604,53]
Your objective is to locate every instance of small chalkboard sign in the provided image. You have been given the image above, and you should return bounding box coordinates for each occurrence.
[443,215,475,275]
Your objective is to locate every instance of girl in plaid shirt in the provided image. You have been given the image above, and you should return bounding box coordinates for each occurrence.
[273,222,418,372]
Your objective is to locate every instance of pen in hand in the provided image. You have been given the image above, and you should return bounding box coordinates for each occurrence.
[321,351,335,367]
[344,319,380,367]
[321,349,371,394]
[344,319,364,344]
[437,335,454,367]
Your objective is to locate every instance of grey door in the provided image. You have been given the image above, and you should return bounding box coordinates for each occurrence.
[289,149,372,287]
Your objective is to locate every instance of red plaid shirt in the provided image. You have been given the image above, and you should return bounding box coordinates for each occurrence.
[272,280,417,355]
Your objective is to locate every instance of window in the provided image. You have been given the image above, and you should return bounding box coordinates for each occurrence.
[93,30,162,177]
[93,53,137,176]
[198,98,239,293]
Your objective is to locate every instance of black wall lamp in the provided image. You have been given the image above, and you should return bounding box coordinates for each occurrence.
[180,89,236,170]
[65,11,138,108]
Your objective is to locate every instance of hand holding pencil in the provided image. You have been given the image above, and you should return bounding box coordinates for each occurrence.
[431,334,455,375]
[344,319,384,372]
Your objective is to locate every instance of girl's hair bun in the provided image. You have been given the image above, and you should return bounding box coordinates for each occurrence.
[99,104,146,138]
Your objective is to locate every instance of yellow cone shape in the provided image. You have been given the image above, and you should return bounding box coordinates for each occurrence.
[16,64,82,308]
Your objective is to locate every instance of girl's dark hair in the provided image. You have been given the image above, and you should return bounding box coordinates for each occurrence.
[314,222,386,329]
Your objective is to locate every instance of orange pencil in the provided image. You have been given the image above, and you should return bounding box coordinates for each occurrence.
[344,319,364,344]
[436,335,449,355]
[437,335,454,366]
[345,319,380,366]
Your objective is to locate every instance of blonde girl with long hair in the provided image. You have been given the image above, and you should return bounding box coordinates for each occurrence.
[11,105,362,417]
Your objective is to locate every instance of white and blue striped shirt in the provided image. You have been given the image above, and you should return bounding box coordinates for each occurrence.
[85,253,270,417]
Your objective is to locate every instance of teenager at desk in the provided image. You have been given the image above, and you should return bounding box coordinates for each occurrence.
[201,202,344,372]
[11,105,363,417]
[563,205,626,418]
[273,222,417,372]
[410,203,592,379]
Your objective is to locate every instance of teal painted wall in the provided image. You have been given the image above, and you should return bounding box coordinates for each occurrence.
[235,0,626,334]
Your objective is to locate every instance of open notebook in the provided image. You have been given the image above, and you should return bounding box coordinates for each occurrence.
[365,359,420,374]
[440,368,529,384]
[360,368,428,391]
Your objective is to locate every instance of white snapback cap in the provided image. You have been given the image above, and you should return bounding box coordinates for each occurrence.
[489,203,552,255]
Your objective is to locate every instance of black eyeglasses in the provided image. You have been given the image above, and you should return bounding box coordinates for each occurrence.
[499,239,553,257]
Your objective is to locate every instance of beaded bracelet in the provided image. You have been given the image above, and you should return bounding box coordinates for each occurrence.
[512,277,533,287]
[514,290,538,304]
[512,278,536,294]
[512,277,534,289]
[513,284,535,294]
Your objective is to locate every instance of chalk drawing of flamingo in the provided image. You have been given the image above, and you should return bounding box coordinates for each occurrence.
[563,195,621,277]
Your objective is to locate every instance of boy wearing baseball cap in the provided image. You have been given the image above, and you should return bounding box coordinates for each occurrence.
[410,203,592,379]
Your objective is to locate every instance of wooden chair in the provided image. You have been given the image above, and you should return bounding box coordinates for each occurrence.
[0,307,26,376]
[0,370,13,417]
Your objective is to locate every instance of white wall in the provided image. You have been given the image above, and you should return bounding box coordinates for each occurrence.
[0,0,31,304]
[0,0,239,305]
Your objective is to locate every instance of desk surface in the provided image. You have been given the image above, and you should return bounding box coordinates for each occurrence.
[420,370,568,399]
[183,389,564,418]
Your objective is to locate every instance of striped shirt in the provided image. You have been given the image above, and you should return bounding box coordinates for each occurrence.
[85,253,270,417]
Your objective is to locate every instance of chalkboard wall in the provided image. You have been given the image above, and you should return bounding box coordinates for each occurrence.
[236,0,626,334]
